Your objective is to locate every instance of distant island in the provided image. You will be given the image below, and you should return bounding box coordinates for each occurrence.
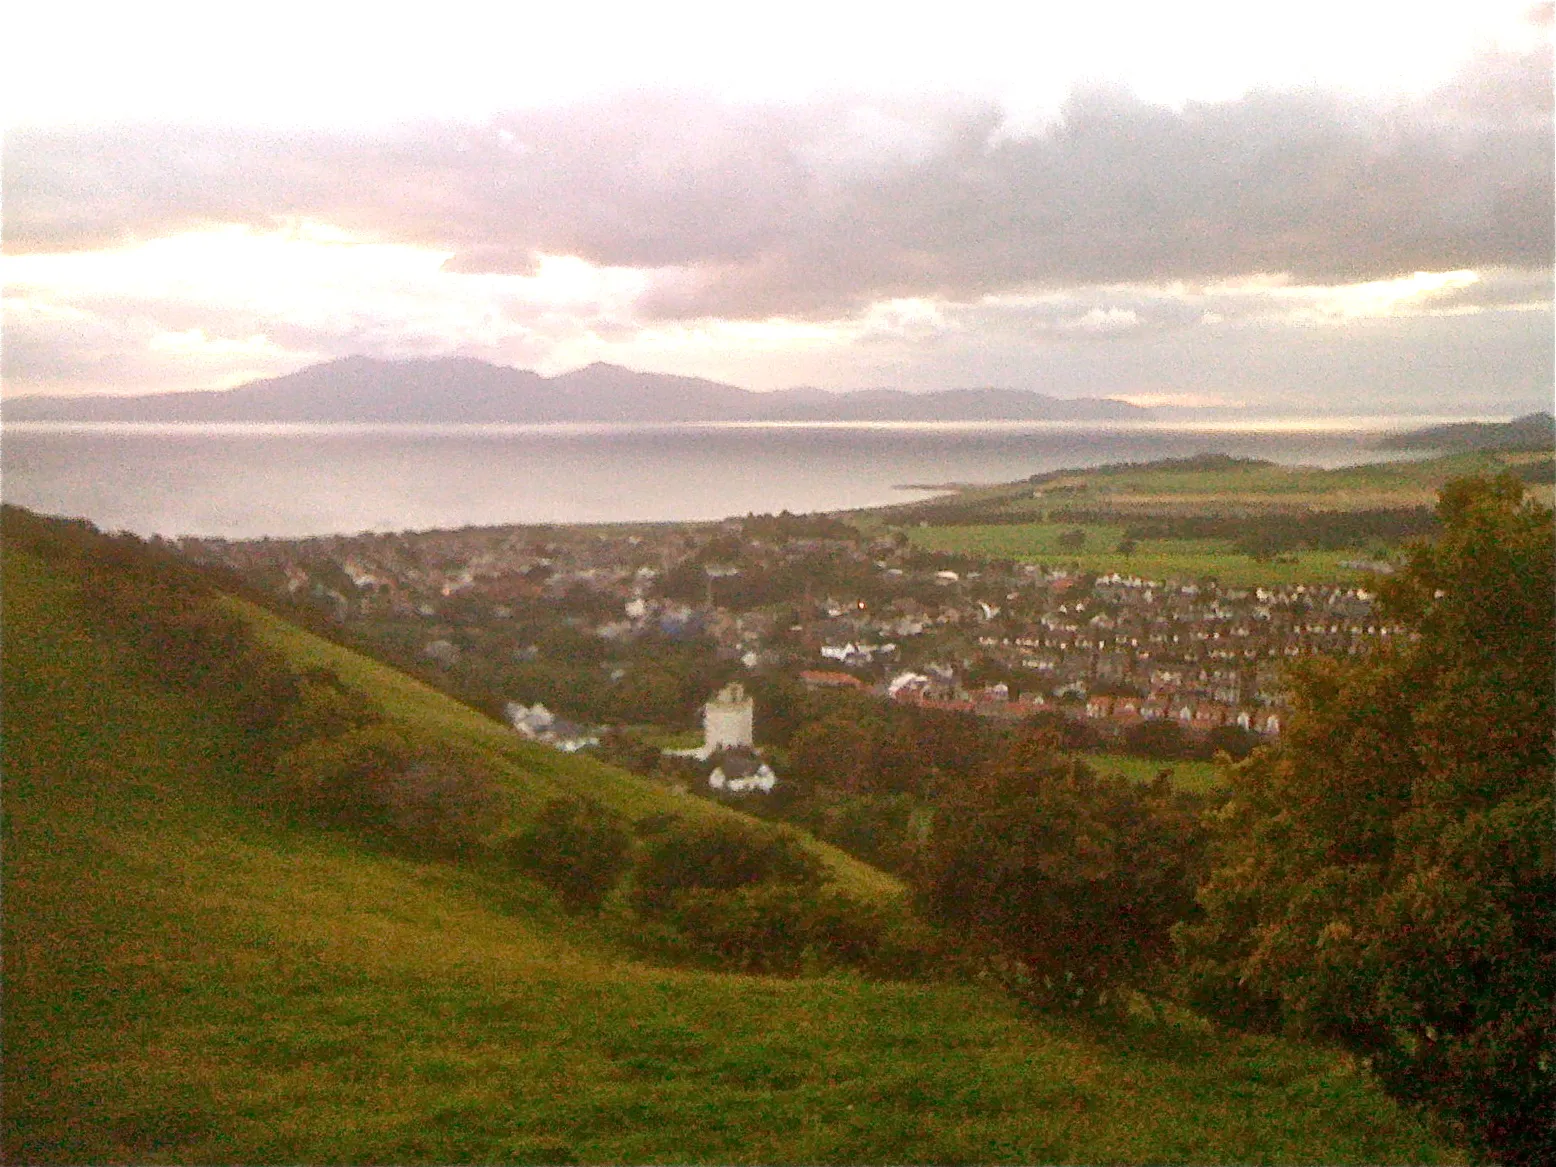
[3,356,1146,424]
[1376,411,1555,452]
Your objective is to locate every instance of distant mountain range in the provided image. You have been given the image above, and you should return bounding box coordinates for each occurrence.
[4,357,1147,424]
[1376,412,1556,452]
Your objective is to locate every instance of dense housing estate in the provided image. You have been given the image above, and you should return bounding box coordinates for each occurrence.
[184,515,1391,767]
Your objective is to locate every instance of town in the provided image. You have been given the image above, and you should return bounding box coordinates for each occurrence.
[181,508,1395,780]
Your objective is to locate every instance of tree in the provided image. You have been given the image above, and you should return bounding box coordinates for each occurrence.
[631,817,823,914]
[1175,476,1554,1165]
[1123,716,1190,760]
[920,729,1206,1011]
[1203,723,1259,762]
[274,725,501,856]
[504,797,632,912]
[785,714,879,795]
[1056,527,1087,551]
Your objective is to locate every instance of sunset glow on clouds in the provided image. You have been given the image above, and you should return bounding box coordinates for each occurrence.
[2,1,1551,412]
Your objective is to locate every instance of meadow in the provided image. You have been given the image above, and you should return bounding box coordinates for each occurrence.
[903,521,1375,587]
[3,547,1458,1164]
[1083,752,1225,794]
[878,449,1554,586]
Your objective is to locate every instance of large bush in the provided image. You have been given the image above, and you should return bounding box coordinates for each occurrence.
[274,725,502,856]
[503,797,632,912]
[919,728,1207,1012]
[660,883,931,976]
[1175,476,1554,1165]
[630,816,824,914]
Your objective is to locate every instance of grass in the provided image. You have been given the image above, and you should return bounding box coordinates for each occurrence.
[1082,752,1227,795]
[866,453,1556,573]
[1027,450,1547,504]
[3,548,1460,1164]
[903,521,1381,587]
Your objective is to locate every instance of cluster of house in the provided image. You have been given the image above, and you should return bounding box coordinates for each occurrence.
[185,519,1396,772]
[502,702,601,753]
[1082,693,1282,736]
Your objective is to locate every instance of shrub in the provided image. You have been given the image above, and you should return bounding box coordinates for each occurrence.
[658,882,932,977]
[503,797,632,912]
[274,725,501,856]
[1056,527,1087,551]
[266,668,380,753]
[920,730,1206,1012]
[801,791,919,876]
[631,817,824,914]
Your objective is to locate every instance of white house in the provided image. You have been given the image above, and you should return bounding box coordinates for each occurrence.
[505,701,599,752]
[708,751,778,794]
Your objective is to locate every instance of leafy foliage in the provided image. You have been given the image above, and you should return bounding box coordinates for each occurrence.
[1175,475,1555,1165]
[503,796,632,912]
[659,883,932,976]
[631,816,824,914]
[920,729,1207,1011]
[274,725,502,856]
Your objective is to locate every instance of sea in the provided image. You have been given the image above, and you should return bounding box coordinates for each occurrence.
[2,419,1440,540]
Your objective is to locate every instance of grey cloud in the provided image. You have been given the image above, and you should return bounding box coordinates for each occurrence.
[1422,266,1554,311]
[1,285,568,395]
[0,297,291,395]
[851,296,1554,413]
[6,47,1551,319]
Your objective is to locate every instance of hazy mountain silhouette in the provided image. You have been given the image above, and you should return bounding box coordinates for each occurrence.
[1375,412,1556,452]
[6,357,1147,423]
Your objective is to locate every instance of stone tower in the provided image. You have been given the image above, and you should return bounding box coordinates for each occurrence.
[703,681,755,753]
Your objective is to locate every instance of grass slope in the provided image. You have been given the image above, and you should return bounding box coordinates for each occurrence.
[3,550,1457,1164]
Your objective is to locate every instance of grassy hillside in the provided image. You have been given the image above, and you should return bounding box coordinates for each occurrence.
[3,547,1459,1163]
[237,596,900,902]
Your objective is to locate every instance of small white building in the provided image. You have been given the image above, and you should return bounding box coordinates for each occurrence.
[708,751,778,794]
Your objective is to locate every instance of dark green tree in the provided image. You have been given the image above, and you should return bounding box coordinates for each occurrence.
[1175,476,1554,1165]
[1056,527,1087,551]
[1123,716,1190,760]
[504,797,633,912]
[631,817,822,914]
[920,729,1206,1011]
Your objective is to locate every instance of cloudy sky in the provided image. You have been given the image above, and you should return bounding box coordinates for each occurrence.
[3,1,1552,414]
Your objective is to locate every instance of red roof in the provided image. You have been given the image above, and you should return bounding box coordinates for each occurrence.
[800,670,866,689]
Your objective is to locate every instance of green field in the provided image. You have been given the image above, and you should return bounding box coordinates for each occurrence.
[1007,450,1547,508]
[3,549,1458,1164]
[1083,752,1226,794]
[865,452,1556,587]
[905,520,1380,586]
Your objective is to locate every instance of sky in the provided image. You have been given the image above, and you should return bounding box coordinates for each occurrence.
[3,1,1552,415]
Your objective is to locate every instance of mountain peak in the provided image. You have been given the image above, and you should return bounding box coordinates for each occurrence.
[7,356,1148,425]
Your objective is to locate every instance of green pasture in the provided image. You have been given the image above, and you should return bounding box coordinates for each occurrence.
[3,549,1457,1164]
[1083,752,1227,795]
[868,452,1555,534]
[1034,450,1540,502]
[903,521,1383,587]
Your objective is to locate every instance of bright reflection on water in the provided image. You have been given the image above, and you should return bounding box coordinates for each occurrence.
[3,420,1438,539]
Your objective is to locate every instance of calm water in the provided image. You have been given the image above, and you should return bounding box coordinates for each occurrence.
[3,420,1432,539]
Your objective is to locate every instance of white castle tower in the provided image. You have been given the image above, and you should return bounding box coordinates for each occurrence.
[702,682,755,754]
